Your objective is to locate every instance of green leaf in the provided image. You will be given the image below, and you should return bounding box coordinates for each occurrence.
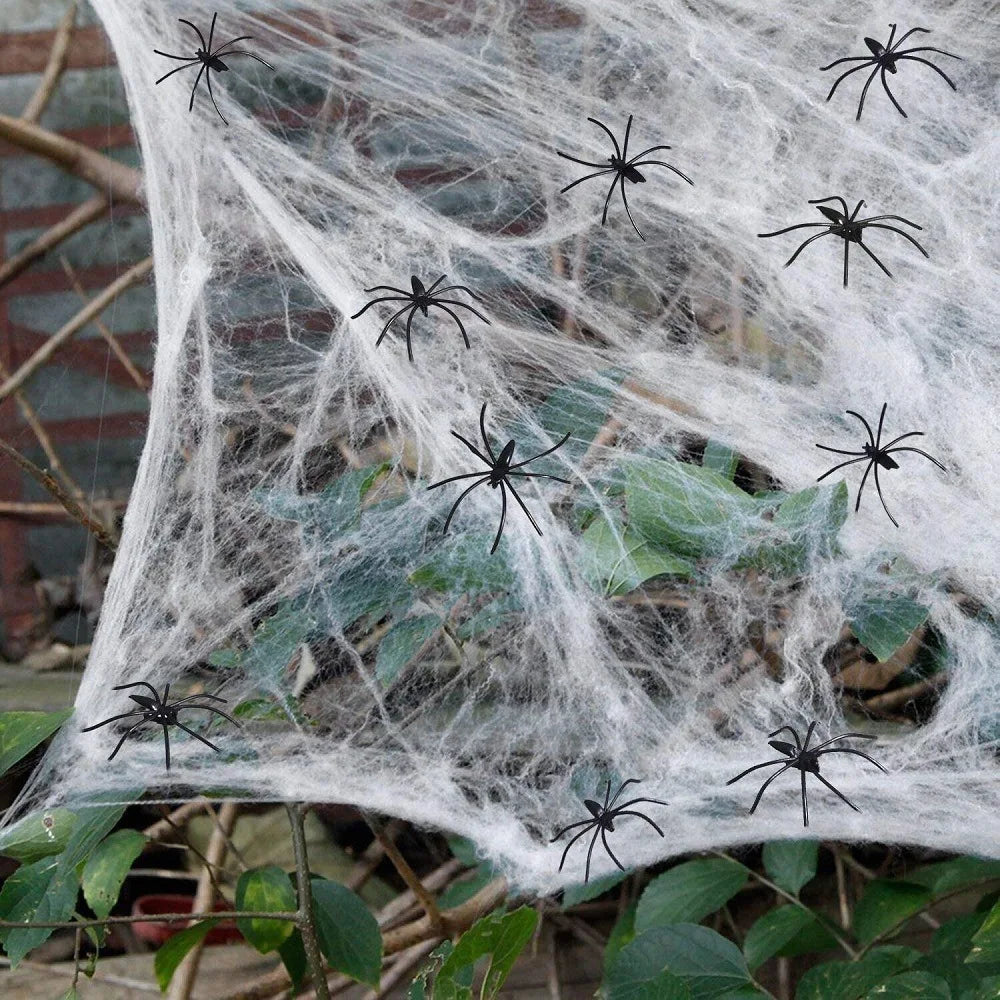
[762,840,819,895]
[0,808,76,862]
[56,989,78,1000]
[278,930,308,992]
[604,902,638,978]
[853,880,933,946]
[436,864,496,910]
[608,924,750,1000]
[960,975,1000,999]
[410,532,516,595]
[861,971,951,999]
[702,441,738,480]
[968,897,1000,963]
[311,877,382,988]
[0,710,73,777]
[796,946,921,1000]
[636,858,748,932]
[153,919,217,991]
[752,482,848,574]
[436,906,538,1000]
[743,906,820,971]
[81,829,145,920]
[579,514,694,596]
[909,857,1000,896]
[455,596,522,640]
[235,866,297,954]
[848,594,930,663]
[409,941,458,1000]
[376,614,442,686]
[625,457,757,559]
[562,868,630,909]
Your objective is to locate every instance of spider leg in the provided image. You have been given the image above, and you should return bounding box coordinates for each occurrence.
[509,430,572,470]
[479,403,498,464]
[432,285,484,299]
[374,305,415,347]
[823,60,875,101]
[162,725,171,771]
[211,50,276,71]
[206,11,217,52]
[813,772,861,812]
[434,300,491,325]
[608,779,641,808]
[874,401,888,452]
[404,305,417,362]
[783,231,834,268]
[621,114,633,160]
[864,225,930,258]
[154,49,198,61]
[602,779,613,811]
[178,18,208,52]
[114,681,163,701]
[81,710,145,732]
[627,161,695,186]
[614,811,666,837]
[154,61,201,85]
[747,765,792,814]
[801,721,817,752]
[850,199,866,221]
[551,818,596,842]
[757,223,830,238]
[895,46,961,61]
[450,431,493,466]
[879,66,908,118]
[815,445,866,457]
[801,769,809,827]
[205,67,229,125]
[629,145,674,159]
[882,446,947,472]
[810,733,876,752]
[439,478,490,534]
[855,65,881,120]
[768,725,803,751]
[350,296,407,318]
[555,824,596,874]
[884,23,899,50]
[856,240,895,278]
[857,215,922,228]
[815,455,868,482]
[556,151,611,169]
[175,721,222,753]
[895,55,961,89]
[619,175,645,240]
[809,195,851,219]
[107,721,148,761]
[187,62,207,113]
[506,472,573,485]
[600,174,618,227]
[427,471,490,490]
[584,826,602,883]
[855,459,874,513]
[362,285,411,296]
[212,35,255,51]
[843,236,849,287]
[505,480,544,539]
[180,704,242,727]
[489,481,508,554]
[601,828,627,873]
[725,759,789,785]
[816,748,888,773]
[587,117,622,160]
[890,27,930,50]
[612,797,670,811]
[872,462,899,527]
[170,692,229,705]
[845,409,876,448]
[820,55,875,72]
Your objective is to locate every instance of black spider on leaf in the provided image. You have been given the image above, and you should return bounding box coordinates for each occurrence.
[154,12,274,126]
[816,403,946,527]
[821,23,962,120]
[556,114,694,241]
[350,275,490,363]
[427,402,571,554]
[726,722,887,827]
[550,779,667,884]
[757,195,928,287]
[82,682,240,771]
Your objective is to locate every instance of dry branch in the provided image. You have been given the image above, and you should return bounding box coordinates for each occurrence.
[21,2,78,124]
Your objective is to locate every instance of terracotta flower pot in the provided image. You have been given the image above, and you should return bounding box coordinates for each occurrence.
[131,893,243,946]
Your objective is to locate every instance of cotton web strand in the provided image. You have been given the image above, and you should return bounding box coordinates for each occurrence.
[11,0,1000,889]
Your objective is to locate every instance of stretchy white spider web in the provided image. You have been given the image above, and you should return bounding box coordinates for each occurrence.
[9,0,1000,891]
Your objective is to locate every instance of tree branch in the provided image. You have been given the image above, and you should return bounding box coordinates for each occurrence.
[21,2,78,124]
[287,803,331,1000]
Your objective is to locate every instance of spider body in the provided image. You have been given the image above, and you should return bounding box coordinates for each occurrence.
[82,681,240,771]
[154,12,274,126]
[758,195,928,287]
[556,114,693,241]
[821,23,962,120]
[350,274,490,363]
[727,722,887,827]
[427,402,571,554]
[816,403,945,527]
[550,779,667,883]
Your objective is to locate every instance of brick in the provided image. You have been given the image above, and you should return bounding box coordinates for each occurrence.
[19,362,149,420]
[0,143,139,209]
[4,211,151,267]
[8,283,154,336]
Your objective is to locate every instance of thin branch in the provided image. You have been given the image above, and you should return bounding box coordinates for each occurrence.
[0,195,107,290]
[0,436,117,550]
[359,939,438,1000]
[345,817,401,892]
[142,798,213,843]
[0,255,153,402]
[0,909,298,930]
[864,673,949,713]
[287,803,331,1000]
[61,256,150,390]
[0,114,143,203]
[21,2,78,123]
[0,500,82,516]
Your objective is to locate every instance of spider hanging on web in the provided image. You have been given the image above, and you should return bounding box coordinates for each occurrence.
[726,722,887,827]
[154,12,274,126]
[350,274,491,363]
[427,402,571,554]
[757,195,928,287]
[816,402,946,527]
[82,681,240,771]
[821,23,962,120]
[550,779,667,884]
[556,114,694,241]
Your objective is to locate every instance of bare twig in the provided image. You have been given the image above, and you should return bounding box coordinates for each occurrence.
[142,798,213,843]
[287,803,331,1000]
[346,817,401,892]
[0,500,80,516]
[21,2,78,123]
[359,939,439,1000]
[0,909,297,930]
[864,673,949,713]
[0,255,153,402]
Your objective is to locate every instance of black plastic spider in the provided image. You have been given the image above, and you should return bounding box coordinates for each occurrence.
[154,12,274,126]
[350,274,491,363]
[816,402,946,528]
[556,114,694,241]
[726,722,886,828]
[821,23,962,121]
[82,682,240,771]
[427,402,571,554]
[550,779,667,884]
[758,195,927,287]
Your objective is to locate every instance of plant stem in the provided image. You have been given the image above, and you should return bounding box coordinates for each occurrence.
[0,910,298,930]
[286,802,331,1000]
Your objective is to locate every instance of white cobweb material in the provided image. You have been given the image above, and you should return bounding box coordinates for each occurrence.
[16,0,1000,890]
